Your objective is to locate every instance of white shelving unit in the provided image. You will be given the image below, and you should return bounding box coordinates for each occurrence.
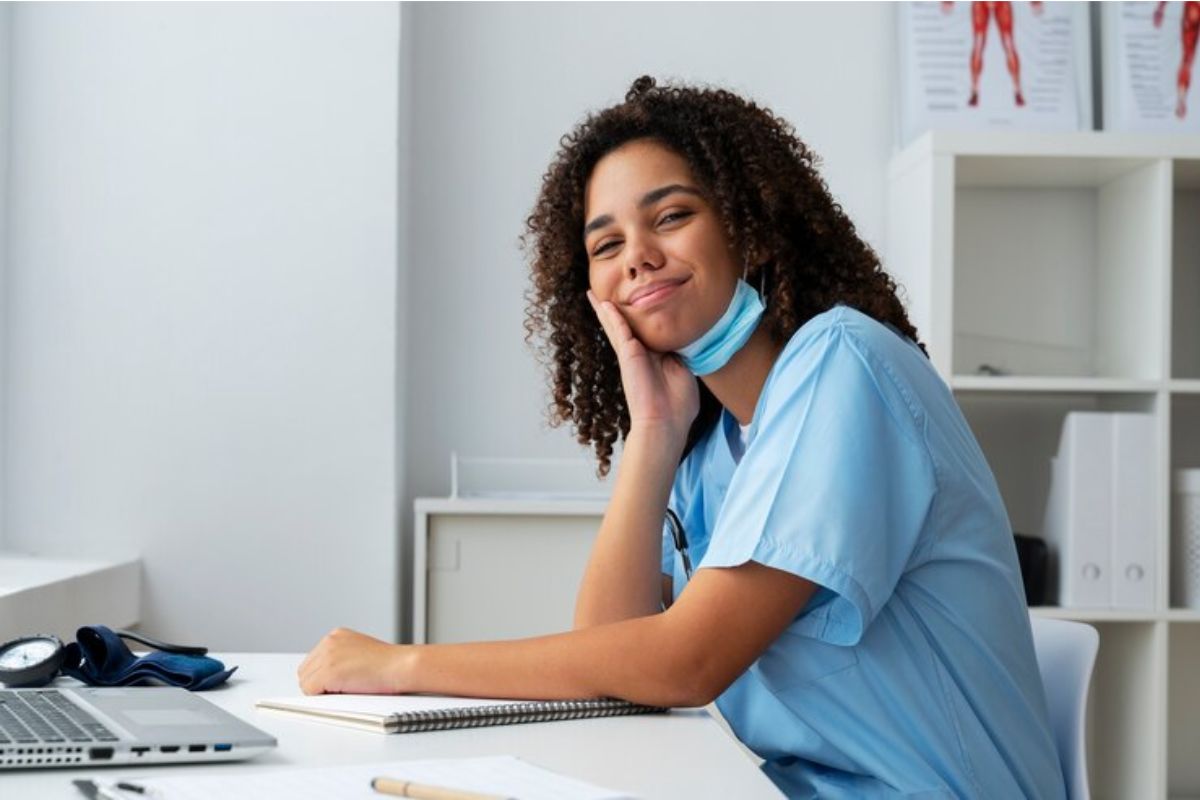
[886,130,1200,800]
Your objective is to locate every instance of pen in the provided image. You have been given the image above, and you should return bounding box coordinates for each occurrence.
[69,779,130,800]
[370,776,513,800]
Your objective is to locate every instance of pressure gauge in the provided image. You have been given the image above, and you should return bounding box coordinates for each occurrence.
[0,634,66,688]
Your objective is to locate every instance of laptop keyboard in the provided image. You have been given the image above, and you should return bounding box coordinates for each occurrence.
[0,690,118,745]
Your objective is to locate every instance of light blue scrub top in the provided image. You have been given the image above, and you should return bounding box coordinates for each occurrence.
[661,306,1066,799]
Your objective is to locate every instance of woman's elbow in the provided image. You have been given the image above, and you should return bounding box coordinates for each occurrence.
[667,679,725,709]
[659,637,741,707]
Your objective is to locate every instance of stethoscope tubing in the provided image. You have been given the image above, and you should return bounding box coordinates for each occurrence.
[665,508,693,580]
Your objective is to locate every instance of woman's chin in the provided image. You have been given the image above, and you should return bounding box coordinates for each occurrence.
[635,332,693,356]
[631,320,702,356]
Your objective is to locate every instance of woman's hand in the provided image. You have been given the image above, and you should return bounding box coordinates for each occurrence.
[297,627,413,695]
[588,290,699,446]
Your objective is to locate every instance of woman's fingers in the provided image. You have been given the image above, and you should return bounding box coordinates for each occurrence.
[586,290,619,349]
[586,290,695,435]
[587,290,640,358]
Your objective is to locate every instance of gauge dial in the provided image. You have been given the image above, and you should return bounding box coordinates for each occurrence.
[0,634,66,688]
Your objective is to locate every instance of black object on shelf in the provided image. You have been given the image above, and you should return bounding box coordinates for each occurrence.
[1013,533,1048,607]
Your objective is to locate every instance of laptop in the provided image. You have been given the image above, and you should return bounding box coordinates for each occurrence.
[0,686,276,769]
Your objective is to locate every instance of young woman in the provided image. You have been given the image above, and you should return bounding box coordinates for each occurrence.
[300,76,1066,799]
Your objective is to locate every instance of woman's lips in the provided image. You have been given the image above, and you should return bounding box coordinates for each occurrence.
[629,278,687,308]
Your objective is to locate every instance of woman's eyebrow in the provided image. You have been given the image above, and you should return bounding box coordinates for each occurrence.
[583,184,704,240]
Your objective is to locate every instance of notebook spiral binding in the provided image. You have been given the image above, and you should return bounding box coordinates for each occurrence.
[384,698,668,734]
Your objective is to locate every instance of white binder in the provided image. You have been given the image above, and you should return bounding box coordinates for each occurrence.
[1042,411,1158,609]
[1110,413,1157,609]
[1043,413,1113,608]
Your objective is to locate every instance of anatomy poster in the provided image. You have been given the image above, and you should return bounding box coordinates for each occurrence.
[898,2,1093,145]
[1102,1,1200,131]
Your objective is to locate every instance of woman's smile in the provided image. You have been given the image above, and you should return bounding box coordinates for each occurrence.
[627,276,691,309]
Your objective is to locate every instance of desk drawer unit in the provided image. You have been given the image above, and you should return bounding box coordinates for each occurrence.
[413,500,605,644]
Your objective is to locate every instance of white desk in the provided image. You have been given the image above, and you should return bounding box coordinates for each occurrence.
[8,653,783,799]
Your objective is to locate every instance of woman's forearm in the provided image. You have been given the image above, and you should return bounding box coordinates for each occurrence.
[408,610,709,708]
[573,425,684,628]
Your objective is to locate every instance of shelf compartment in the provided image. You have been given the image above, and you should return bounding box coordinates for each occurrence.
[956,391,1160,555]
[1170,396,1200,611]
[1170,624,1200,797]
[1169,395,1200,471]
[1088,621,1164,800]
[1172,160,1200,380]
[952,158,1169,381]
[956,155,1154,190]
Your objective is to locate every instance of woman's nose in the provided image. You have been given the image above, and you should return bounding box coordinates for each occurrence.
[624,236,664,280]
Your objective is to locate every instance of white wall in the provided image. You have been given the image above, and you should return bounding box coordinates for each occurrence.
[0,2,900,648]
[4,3,400,651]
[400,2,898,636]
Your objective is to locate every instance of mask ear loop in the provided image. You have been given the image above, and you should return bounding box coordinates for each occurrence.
[746,259,768,306]
[743,241,769,305]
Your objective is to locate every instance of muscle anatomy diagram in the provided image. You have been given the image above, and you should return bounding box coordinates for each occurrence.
[943,1,1044,107]
[1154,0,1199,119]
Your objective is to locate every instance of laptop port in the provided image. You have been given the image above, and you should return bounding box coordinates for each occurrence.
[188,744,206,753]
[88,747,114,760]
[213,743,232,752]
[159,745,180,753]
[131,746,150,755]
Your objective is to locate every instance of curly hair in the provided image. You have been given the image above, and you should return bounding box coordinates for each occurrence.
[521,75,925,477]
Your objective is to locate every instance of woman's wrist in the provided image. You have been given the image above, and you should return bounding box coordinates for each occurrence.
[626,420,688,455]
[618,425,688,495]
[389,644,422,694]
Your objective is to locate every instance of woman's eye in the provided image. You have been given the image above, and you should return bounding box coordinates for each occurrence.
[591,212,690,257]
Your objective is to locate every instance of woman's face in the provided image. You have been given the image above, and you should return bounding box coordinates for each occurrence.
[583,139,741,353]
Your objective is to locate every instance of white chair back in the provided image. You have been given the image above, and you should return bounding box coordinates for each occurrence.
[1029,615,1099,800]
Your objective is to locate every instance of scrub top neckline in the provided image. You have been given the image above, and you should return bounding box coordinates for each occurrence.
[721,305,893,467]
[719,409,741,468]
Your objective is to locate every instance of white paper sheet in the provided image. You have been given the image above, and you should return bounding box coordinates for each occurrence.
[116,755,633,800]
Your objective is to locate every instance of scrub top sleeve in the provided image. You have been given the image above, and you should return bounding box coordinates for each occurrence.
[701,323,937,646]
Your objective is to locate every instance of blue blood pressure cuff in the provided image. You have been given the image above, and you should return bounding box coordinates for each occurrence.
[60,625,236,691]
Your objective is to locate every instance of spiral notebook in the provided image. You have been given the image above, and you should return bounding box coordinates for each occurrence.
[254,693,668,734]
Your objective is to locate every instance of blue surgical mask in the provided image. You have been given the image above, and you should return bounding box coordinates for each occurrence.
[676,278,764,376]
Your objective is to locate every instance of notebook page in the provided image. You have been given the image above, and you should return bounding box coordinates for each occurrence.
[130,755,633,800]
[256,693,542,718]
